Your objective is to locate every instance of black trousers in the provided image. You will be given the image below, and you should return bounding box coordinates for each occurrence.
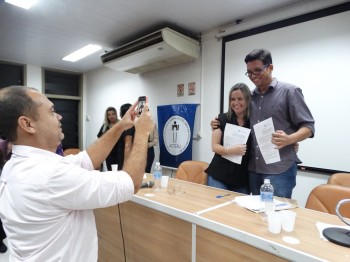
[0,219,6,241]
[146,147,155,173]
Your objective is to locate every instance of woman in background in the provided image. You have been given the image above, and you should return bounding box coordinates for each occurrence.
[97,107,119,171]
[146,123,159,173]
[205,83,251,194]
[55,143,64,156]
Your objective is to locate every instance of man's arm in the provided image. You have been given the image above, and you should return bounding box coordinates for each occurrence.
[210,117,220,131]
[123,103,153,193]
[272,127,312,150]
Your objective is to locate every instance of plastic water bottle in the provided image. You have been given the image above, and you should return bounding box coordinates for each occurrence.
[260,179,274,216]
[153,162,162,192]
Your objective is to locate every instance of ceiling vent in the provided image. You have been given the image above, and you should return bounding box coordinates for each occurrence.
[101,27,200,74]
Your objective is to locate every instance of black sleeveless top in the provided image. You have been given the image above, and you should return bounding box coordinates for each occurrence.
[205,113,251,187]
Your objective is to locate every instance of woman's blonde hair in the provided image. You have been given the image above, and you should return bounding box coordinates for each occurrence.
[101,107,118,132]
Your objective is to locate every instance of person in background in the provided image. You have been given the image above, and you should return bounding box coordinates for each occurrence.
[0,86,153,261]
[145,123,159,173]
[212,49,314,198]
[0,138,12,164]
[55,143,64,156]
[116,103,135,170]
[97,106,119,170]
[0,138,11,254]
[206,83,251,194]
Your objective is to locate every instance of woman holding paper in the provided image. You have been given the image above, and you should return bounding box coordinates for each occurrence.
[205,83,251,194]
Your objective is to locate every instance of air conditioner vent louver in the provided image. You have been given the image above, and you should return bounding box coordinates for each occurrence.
[101,32,163,63]
[101,27,200,74]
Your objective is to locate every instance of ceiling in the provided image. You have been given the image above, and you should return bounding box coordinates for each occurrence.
[0,0,334,73]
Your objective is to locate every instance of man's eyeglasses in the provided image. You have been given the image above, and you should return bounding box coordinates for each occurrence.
[245,64,270,77]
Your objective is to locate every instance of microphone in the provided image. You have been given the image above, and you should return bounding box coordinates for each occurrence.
[140,181,154,188]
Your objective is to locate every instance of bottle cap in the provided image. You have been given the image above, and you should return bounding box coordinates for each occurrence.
[264,178,270,184]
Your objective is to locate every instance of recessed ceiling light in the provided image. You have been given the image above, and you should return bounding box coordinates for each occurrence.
[5,0,38,9]
[62,44,102,62]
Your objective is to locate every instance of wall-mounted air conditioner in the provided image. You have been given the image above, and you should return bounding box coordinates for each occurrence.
[101,27,200,74]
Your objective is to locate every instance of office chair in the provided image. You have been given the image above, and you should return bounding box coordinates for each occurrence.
[305,184,350,218]
[175,160,209,185]
[63,148,81,156]
[327,173,350,187]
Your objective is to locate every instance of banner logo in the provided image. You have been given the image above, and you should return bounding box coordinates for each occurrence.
[163,116,191,156]
[157,104,197,168]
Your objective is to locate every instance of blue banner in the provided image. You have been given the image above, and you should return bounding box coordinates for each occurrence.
[157,104,197,168]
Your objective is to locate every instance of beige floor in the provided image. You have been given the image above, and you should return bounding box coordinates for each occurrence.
[0,238,9,262]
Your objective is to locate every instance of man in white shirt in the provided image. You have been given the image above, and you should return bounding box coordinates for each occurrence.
[0,86,153,261]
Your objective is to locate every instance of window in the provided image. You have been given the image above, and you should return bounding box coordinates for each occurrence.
[0,61,24,88]
[44,69,82,150]
[51,98,80,149]
[44,70,80,96]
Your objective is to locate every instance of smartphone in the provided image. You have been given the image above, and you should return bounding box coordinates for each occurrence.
[137,96,146,116]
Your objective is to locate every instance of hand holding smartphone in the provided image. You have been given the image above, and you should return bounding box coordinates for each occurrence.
[137,96,146,116]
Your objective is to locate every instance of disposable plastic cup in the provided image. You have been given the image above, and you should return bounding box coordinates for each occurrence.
[111,164,118,171]
[161,176,169,188]
[280,210,297,232]
[267,212,282,234]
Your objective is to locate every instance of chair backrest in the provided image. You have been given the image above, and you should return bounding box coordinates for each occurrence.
[175,160,208,185]
[305,184,350,218]
[63,148,81,156]
[327,173,350,187]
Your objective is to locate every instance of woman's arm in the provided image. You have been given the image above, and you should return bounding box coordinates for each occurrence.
[211,128,247,156]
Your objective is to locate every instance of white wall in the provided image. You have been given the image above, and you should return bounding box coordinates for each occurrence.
[85,68,143,147]
[199,31,223,163]
[84,53,204,173]
[26,64,42,92]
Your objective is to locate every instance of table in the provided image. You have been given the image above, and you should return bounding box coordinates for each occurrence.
[95,177,350,261]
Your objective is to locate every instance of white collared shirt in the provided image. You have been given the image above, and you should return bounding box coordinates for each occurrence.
[0,145,134,262]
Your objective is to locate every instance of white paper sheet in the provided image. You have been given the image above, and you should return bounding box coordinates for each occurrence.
[234,195,295,213]
[222,123,251,164]
[253,117,280,164]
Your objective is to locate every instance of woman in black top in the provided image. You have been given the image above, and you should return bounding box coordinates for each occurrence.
[205,83,251,194]
[97,107,119,171]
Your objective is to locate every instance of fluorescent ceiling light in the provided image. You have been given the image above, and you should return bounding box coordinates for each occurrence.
[5,0,38,9]
[62,44,102,62]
